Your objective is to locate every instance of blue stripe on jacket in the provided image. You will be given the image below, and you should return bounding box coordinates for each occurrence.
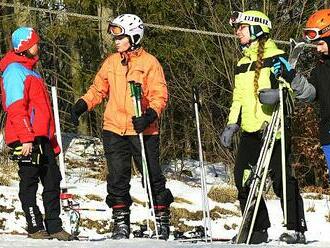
[2,62,41,108]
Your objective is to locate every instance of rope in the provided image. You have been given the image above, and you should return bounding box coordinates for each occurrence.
[0,2,316,48]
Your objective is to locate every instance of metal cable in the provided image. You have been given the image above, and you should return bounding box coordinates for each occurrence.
[0,2,316,48]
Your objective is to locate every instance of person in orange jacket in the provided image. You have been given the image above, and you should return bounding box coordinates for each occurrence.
[71,14,173,240]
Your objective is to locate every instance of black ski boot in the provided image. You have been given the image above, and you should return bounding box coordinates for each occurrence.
[231,229,268,244]
[111,208,130,240]
[279,231,306,244]
[154,207,170,240]
[250,229,268,244]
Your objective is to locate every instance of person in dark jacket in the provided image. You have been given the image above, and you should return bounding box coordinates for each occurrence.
[303,9,330,185]
[0,27,73,241]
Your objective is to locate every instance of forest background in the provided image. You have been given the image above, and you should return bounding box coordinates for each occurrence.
[0,0,329,187]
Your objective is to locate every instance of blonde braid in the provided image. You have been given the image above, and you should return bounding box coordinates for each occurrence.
[253,36,268,99]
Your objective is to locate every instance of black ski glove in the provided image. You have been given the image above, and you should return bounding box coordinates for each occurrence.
[71,99,88,126]
[132,108,158,133]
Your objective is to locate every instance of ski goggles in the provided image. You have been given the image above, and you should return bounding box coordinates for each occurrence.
[229,11,272,29]
[303,25,330,42]
[107,24,125,36]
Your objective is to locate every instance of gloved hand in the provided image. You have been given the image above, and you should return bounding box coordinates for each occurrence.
[259,88,280,105]
[291,73,316,102]
[132,108,158,133]
[71,99,88,126]
[272,56,293,80]
[220,123,239,148]
[10,143,43,165]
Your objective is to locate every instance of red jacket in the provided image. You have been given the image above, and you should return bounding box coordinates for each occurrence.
[0,51,60,154]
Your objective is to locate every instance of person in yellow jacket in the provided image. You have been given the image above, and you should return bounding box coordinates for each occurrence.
[71,14,173,240]
[220,10,307,244]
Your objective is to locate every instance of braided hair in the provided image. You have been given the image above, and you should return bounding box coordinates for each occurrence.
[253,35,268,99]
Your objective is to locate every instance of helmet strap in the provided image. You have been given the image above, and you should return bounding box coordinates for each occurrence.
[249,25,265,41]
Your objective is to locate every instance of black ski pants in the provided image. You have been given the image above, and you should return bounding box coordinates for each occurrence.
[17,136,63,234]
[234,132,307,232]
[103,130,173,209]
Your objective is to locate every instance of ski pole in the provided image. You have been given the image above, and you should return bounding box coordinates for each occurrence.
[192,86,212,243]
[279,84,288,226]
[52,83,80,236]
[51,85,66,188]
[129,81,159,239]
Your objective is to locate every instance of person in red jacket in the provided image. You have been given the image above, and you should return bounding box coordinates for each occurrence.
[0,27,73,240]
[71,14,173,240]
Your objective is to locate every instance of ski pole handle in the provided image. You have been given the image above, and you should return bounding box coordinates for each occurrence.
[129,81,143,117]
[192,86,199,105]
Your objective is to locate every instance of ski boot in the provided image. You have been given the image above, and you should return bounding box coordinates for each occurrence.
[279,231,306,244]
[153,207,170,240]
[232,229,268,244]
[250,229,268,244]
[111,208,130,240]
[28,229,52,240]
[50,229,76,241]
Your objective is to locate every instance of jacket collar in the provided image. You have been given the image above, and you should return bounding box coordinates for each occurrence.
[120,47,144,65]
[242,39,277,59]
[0,50,38,72]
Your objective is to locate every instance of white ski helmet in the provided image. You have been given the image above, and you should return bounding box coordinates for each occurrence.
[108,14,144,47]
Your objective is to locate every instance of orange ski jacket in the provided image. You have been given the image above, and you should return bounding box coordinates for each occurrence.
[81,48,168,136]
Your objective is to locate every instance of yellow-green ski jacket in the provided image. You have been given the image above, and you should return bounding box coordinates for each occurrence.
[227,39,292,132]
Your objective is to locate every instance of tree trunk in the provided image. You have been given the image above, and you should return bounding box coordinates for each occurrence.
[98,4,113,57]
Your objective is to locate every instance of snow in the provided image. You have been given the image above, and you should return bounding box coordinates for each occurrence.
[0,134,330,247]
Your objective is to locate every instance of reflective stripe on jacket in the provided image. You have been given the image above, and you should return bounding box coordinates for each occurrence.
[228,39,291,132]
[81,48,168,135]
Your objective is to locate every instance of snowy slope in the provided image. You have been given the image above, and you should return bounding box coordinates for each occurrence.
[0,133,330,247]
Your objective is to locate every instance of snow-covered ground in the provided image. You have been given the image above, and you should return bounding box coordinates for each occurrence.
[0,133,330,247]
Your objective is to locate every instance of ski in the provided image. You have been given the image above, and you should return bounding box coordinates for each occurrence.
[288,38,305,69]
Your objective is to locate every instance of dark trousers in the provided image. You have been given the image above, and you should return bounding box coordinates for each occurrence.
[103,130,173,208]
[234,132,307,232]
[17,137,62,234]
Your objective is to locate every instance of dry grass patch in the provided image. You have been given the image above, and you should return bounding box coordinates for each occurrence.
[132,197,145,206]
[85,194,103,202]
[0,218,6,229]
[302,186,330,195]
[306,202,316,212]
[174,197,193,205]
[208,185,237,203]
[0,205,14,213]
[232,223,238,230]
[80,218,111,234]
[170,207,203,232]
[210,206,240,219]
[15,211,24,220]
[0,162,18,186]
[169,205,240,232]
[325,211,330,223]
[304,193,323,200]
